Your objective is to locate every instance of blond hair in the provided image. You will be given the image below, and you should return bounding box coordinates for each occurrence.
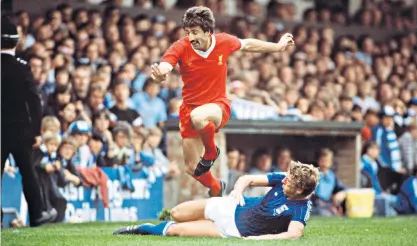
[288,161,320,196]
[41,116,61,132]
[42,131,62,145]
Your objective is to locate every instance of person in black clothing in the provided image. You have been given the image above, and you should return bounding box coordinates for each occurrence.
[110,79,142,124]
[1,15,56,226]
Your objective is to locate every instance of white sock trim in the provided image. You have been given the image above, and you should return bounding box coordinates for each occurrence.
[162,221,175,236]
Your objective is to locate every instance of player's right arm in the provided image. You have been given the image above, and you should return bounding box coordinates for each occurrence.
[229,173,284,205]
[151,40,184,83]
[244,221,305,240]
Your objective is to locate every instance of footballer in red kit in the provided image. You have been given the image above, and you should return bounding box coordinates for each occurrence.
[151,6,294,197]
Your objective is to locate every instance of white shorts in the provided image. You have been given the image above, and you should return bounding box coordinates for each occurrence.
[204,197,241,238]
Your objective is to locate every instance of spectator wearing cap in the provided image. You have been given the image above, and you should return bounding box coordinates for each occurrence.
[68,120,92,168]
[77,130,109,208]
[371,106,405,173]
[398,121,417,175]
[110,79,142,124]
[130,79,167,128]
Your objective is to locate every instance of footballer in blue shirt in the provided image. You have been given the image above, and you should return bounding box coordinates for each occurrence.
[113,161,320,240]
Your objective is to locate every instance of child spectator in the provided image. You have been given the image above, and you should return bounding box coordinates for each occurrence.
[361,141,383,194]
[69,121,92,168]
[131,129,155,172]
[56,137,81,187]
[108,121,135,191]
[312,148,346,216]
[41,116,61,135]
[371,106,405,173]
[69,121,109,208]
[33,132,66,223]
[142,127,171,177]
[92,109,114,157]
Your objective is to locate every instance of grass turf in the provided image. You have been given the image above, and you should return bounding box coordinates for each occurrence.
[2,216,416,246]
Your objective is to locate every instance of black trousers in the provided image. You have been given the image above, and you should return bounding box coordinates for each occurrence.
[37,171,67,223]
[1,133,45,226]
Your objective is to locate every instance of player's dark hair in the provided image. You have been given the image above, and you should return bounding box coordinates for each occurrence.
[182,6,215,33]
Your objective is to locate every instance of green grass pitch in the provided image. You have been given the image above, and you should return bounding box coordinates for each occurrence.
[2,216,416,246]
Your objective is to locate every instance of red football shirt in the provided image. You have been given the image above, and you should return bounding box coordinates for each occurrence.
[161,32,243,106]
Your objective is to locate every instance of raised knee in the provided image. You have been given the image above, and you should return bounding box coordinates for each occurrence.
[190,110,206,130]
[170,206,183,222]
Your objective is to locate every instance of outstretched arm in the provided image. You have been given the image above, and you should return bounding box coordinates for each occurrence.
[244,221,305,240]
[241,33,294,53]
[229,174,270,205]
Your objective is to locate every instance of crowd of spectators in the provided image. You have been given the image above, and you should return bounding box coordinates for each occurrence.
[88,0,416,30]
[2,0,417,226]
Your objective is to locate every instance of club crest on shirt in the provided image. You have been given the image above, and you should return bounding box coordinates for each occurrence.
[218,54,223,65]
[273,204,289,216]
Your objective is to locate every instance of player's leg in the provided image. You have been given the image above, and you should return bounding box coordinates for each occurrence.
[170,199,208,222]
[113,220,222,237]
[166,220,221,237]
[189,103,222,161]
[183,137,222,196]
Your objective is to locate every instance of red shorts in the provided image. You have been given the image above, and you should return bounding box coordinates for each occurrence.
[179,99,231,139]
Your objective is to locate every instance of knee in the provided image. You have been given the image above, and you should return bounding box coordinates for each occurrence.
[190,110,207,130]
[170,206,181,222]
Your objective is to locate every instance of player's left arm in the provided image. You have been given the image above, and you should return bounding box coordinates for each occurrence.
[240,33,294,53]
[244,221,305,240]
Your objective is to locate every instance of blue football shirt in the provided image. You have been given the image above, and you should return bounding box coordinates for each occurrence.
[234,173,312,237]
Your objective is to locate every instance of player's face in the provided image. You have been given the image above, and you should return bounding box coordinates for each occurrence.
[184,26,211,51]
[282,175,301,198]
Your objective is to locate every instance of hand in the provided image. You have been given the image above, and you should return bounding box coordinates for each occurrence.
[396,168,407,174]
[244,236,260,240]
[32,136,42,148]
[229,189,245,206]
[333,191,346,203]
[54,160,62,169]
[277,33,294,50]
[45,165,55,173]
[150,63,168,83]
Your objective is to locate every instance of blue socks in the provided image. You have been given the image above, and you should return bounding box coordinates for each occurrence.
[138,221,175,236]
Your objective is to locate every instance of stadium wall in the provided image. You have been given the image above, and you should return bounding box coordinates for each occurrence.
[1,168,164,227]
[166,119,363,204]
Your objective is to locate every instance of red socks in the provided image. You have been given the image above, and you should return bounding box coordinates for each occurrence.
[199,121,217,160]
[193,172,221,196]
